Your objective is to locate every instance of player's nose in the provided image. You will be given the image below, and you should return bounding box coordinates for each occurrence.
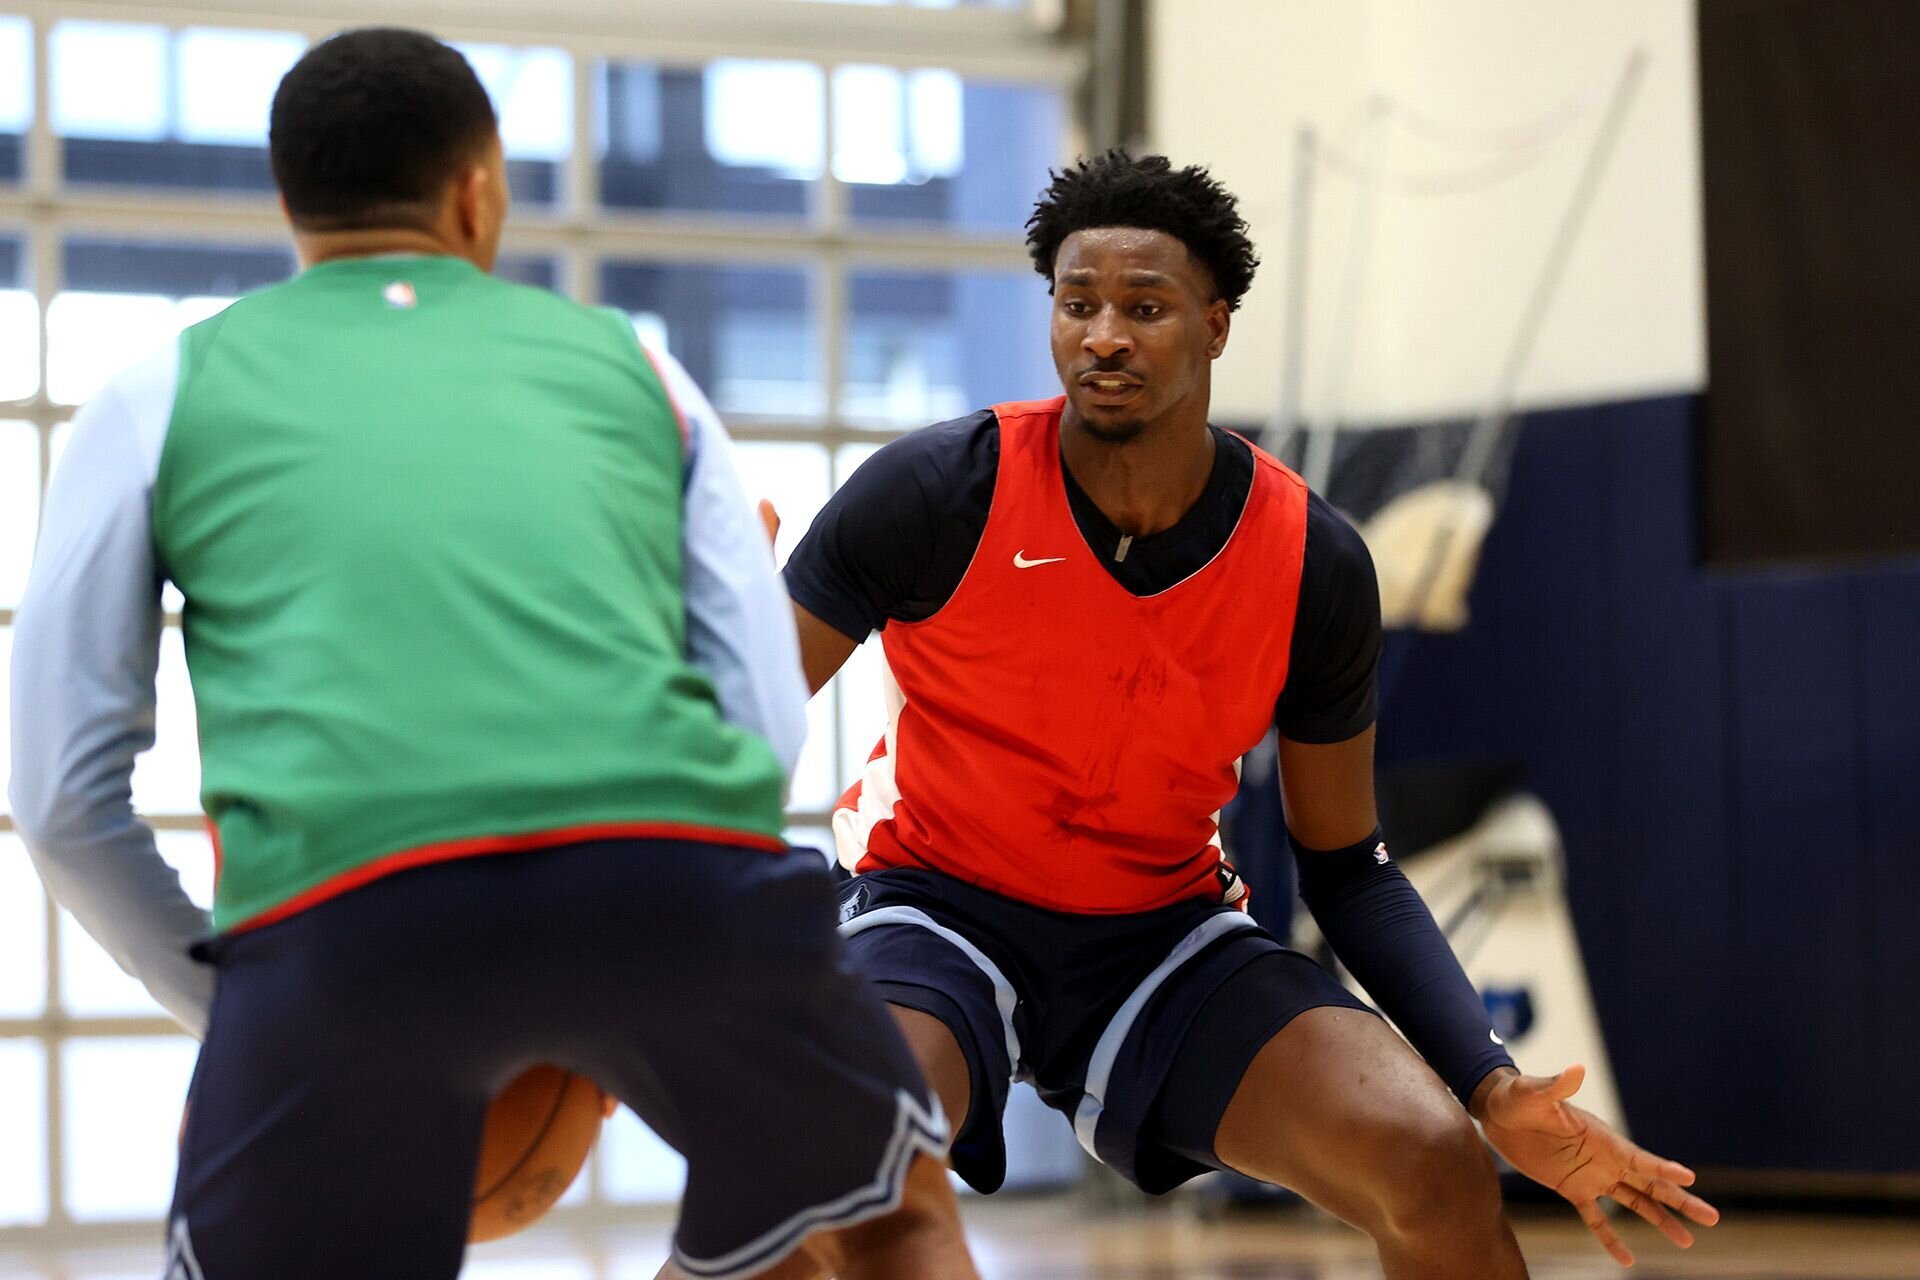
[1082,308,1133,358]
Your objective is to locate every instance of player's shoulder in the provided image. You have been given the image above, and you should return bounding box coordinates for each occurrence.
[1305,489,1370,561]
[464,271,636,346]
[94,336,184,411]
[539,296,698,400]
[1300,487,1378,606]
[851,408,1001,492]
[70,338,183,479]
[1222,432,1362,571]
[1232,438,1376,603]
[1237,430,1315,498]
[896,407,1002,464]
[511,281,630,341]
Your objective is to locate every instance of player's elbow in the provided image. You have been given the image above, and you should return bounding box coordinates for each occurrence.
[6,756,57,851]
[769,697,809,778]
[8,759,109,857]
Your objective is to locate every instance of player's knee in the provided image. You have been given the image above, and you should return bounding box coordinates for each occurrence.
[1377,1107,1501,1241]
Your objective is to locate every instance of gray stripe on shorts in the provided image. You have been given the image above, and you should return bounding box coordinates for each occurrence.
[165,1217,206,1280]
[671,1088,947,1280]
[840,904,1024,1079]
[1072,911,1259,1158]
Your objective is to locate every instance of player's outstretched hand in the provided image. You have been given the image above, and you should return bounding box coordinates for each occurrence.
[1474,1064,1720,1266]
[758,499,780,547]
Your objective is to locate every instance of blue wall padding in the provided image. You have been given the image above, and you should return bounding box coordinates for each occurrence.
[1367,393,1920,1173]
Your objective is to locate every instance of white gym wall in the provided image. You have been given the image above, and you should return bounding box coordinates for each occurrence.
[1148,0,1704,425]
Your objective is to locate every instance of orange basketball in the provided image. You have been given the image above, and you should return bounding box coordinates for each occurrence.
[469,1065,607,1243]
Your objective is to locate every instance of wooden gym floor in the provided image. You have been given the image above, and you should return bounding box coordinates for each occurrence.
[3,1199,1917,1279]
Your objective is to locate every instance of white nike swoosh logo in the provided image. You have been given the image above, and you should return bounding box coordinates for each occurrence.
[1013,552,1067,568]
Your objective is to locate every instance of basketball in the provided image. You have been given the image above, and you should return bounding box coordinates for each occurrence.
[468,1065,607,1243]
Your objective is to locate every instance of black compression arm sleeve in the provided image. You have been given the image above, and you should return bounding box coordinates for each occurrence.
[1293,830,1515,1106]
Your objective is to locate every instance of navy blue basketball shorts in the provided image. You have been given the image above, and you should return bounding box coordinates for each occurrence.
[837,867,1371,1195]
[165,839,945,1280]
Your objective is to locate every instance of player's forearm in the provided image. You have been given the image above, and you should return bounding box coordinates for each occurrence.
[684,581,809,774]
[10,660,210,1036]
[8,354,213,1036]
[1293,829,1515,1107]
[19,819,214,1036]
[676,377,810,773]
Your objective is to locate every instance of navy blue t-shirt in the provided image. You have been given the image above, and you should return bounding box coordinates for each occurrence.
[785,410,1381,744]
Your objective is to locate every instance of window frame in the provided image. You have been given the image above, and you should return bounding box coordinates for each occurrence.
[0,1,1080,1244]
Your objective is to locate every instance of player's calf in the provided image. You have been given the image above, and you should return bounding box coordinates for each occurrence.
[651,1154,975,1280]
[801,1152,976,1280]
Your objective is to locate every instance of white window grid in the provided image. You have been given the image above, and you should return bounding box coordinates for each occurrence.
[0,0,1083,1242]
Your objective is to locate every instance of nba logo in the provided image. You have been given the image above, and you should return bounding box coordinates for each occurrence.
[383,280,417,309]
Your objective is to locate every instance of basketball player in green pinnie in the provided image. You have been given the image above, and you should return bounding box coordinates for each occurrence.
[9,28,976,1280]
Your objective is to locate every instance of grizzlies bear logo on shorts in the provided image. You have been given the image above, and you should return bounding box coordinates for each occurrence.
[839,882,872,925]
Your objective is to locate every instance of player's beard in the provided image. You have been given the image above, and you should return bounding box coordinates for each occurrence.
[1079,413,1147,444]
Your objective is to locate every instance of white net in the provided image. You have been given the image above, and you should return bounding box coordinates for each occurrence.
[1265,51,1646,632]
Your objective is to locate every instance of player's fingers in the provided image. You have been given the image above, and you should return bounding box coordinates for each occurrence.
[1551,1063,1587,1099]
[1574,1199,1634,1268]
[1613,1183,1694,1249]
[1515,1063,1586,1103]
[757,499,781,545]
[1641,1177,1721,1226]
[1626,1145,1697,1186]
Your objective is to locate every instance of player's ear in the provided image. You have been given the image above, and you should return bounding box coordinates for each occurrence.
[454,163,487,242]
[1205,297,1231,360]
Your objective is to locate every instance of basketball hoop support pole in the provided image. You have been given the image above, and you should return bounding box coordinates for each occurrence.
[1272,124,1316,464]
[1403,47,1649,624]
[1452,46,1651,491]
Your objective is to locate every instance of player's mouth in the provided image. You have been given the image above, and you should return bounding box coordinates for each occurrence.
[1078,373,1144,406]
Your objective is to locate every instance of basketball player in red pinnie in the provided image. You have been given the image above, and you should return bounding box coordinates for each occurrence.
[711,152,1721,1280]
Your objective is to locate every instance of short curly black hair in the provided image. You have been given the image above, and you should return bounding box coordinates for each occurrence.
[1026,151,1259,310]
